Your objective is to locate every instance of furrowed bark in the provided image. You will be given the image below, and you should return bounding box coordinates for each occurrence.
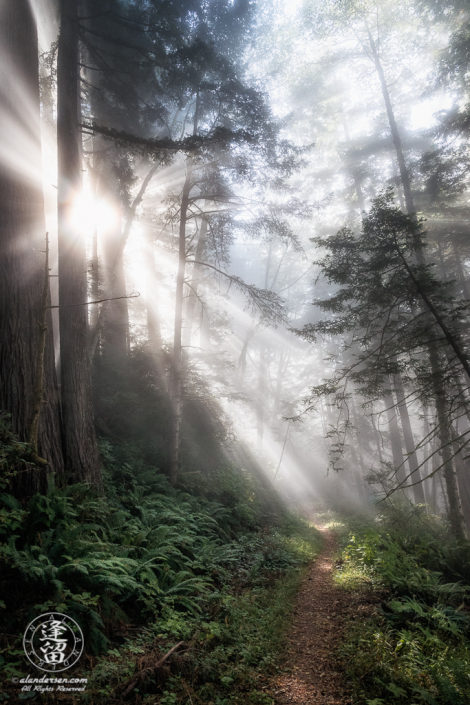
[0,0,64,492]
[57,0,101,485]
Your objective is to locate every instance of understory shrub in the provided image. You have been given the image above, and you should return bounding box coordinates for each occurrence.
[333,504,470,704]
[0,432,322,703]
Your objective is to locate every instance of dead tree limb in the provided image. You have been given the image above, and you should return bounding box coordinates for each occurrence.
[122,641,186,698]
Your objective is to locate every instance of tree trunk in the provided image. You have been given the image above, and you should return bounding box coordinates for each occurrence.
[57,0,101,486]
[450,421,470,533]
[0,0,64,492]
[169,162,192,485]
[237,327,256,385]
[257,344,267,447]
[88,162,158,360]
[451,236,470,299]
[99,162,129,359]
[392,372,425,503]
[145,227,162,357]
[367,30,415,215]
[182,216,208,348]
[428,345,467,539]
[383,392,407,487]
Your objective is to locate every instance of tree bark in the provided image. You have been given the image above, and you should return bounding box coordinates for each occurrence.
[0,0,64,492]
[57,0,101,486]
[428,345,467,539]
[99,161,129,359]
[182,216,208,348]
[169,162,192,486]
[89,162,158,359]
[392,372,425,503]
[383,392,407,488]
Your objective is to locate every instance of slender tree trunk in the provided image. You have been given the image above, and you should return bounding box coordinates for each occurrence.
[341,109,365,213]
[145,227,162,357]
[450,420,470,532]
[257,344,267,446]
[182,216,208,348]
[169,162,192,485]
[349,442,367,500]
[274,350,290,415]
[451,236,470,299]
[367,30,415,215]
[237,327,256,385]
[392,372,425,503]
[370,409,384,466]
[199,294,211,350]
[383,392,407,487]
[0,0,64,492]
[57,0,101,486]
[428,345,467,539]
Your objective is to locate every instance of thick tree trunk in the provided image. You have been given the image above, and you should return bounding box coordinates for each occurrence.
[98,159,129,359]
[0,0,64,492]
[101,226,129,358]
[57,0,101,486]
[392,373,425,503]
[89,162,158,360]
[169,163,192,486]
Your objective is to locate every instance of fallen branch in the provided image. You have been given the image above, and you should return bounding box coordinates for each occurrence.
[122,641,186,698]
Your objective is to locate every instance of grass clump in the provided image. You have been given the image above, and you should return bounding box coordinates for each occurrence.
[333,503,470,705]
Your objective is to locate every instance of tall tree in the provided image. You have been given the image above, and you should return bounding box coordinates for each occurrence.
[57,0,101,485]
[0,0,63,492]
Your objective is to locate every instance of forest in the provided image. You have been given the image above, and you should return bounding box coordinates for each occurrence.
[2,0,470,703]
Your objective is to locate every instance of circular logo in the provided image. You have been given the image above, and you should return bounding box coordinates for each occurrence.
[23,612,84,672]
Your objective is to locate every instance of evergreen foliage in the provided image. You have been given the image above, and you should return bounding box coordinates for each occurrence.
[332,505,470,704]
[0,422,321,702]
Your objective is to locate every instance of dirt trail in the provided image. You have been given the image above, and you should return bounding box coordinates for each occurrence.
[272,527,353,705]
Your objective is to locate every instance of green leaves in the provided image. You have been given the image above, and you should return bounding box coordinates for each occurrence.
[336,508,470,704]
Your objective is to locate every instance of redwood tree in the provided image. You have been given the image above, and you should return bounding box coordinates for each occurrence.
[57,0,101,485]
[0,0,63,492]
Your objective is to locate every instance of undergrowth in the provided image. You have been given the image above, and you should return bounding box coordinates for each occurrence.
[0,427,322,703]
[332,503,470,705]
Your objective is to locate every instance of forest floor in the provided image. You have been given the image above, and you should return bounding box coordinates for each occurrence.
[270,525,371,705]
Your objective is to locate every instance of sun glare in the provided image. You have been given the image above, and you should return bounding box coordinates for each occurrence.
[71,191,120,235]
